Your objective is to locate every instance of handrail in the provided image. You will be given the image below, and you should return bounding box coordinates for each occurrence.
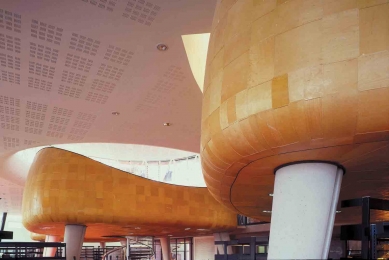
[101,239,155,260]
[127,238,155,258]
[101,246,125,260]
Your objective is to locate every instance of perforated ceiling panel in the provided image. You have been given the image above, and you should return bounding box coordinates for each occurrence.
[122,0,161,26]
[0,0,215,203]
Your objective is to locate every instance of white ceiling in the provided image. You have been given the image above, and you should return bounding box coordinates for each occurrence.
[0,0,217,214]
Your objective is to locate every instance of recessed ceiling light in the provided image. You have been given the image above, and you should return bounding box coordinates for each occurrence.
[157,43,168,51]
[268,193,273,197]
[168,235,173,236]
[263,210,272,213]
[163,122,171,126]
[134,227,141,230]
[112,112,120,116]
[336,211,341,213]
[184,228,190,230]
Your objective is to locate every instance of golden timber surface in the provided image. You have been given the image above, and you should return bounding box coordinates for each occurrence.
[22,148,236,239]
[29,233,119,243]
[202,0,389,223]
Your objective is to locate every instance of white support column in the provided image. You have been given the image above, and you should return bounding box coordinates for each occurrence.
[63,225,86,260]
[268,162,343,259]
[160,237,172,260]
[213,233,232,255]
[43,235,60,257]
[99,242,106,249]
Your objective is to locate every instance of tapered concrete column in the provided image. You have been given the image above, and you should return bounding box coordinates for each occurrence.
[43,235,60,257]
[63,225,86,260]
[160,237,172,260]
[268,163,343,259]
[214,232,232,255]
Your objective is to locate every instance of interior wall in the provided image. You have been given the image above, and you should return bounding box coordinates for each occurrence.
[193,236,214,260]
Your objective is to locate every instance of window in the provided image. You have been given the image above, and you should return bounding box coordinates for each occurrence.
[154,238,192,260]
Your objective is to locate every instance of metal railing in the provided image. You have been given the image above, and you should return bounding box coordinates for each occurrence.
[0,242,66,260]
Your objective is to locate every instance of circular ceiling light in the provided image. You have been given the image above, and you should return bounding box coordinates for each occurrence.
[112,112,120,116]
[163,122,171,126]
[268,193,273,197]
[157,43,168,51]
[262,210,272,213]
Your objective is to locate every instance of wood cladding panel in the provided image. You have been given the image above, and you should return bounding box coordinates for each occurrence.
[22,148,237,239]
[202,0,389,222]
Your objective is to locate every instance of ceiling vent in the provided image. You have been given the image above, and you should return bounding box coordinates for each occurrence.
[31,19,63,45]
[0,53,20,70]
[25,101,47,135]
[28,77,52,92]
[58,85,83,99]
[81,0,118,12]
[85,91,108,104]
[0,9,21,33]
[23,139,40,146]
[164,66,185,81]
[91,79,116,93]
[68,112,96,141]
[29,42,59,64]
[29,61,55,79]
[69,33,100,56]
[61,70,87,87]
[97,63,124,81]
[0,97,20,130]
[122,0,161,26]
[104,45,134,66]
[1,70,20,84]
[65,54,93,73]
[3,137,19,150]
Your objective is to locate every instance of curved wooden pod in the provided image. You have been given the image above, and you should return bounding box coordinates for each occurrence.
[22,148,236,239]
[202,0,389,223]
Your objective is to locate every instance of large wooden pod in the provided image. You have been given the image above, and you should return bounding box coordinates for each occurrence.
[22,148,236,239]
[201,0,389,223]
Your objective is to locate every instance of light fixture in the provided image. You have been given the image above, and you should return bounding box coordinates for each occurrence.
[134,227,141,230]
[268,193,273,197]
[157,43,168,51]
[336,211,341,213]
[112,112,120,116]
[184,228,191,230]
[263,210,272,213]
[163,122,171,126]
[168,235,173,236]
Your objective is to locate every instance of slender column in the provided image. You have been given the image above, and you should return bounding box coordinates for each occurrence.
[160,237,172,260]
[63,225,86,260]
[268,162,343,259]
[119,240,127,260]
[99,242,106,249]
[43,235,60,257]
